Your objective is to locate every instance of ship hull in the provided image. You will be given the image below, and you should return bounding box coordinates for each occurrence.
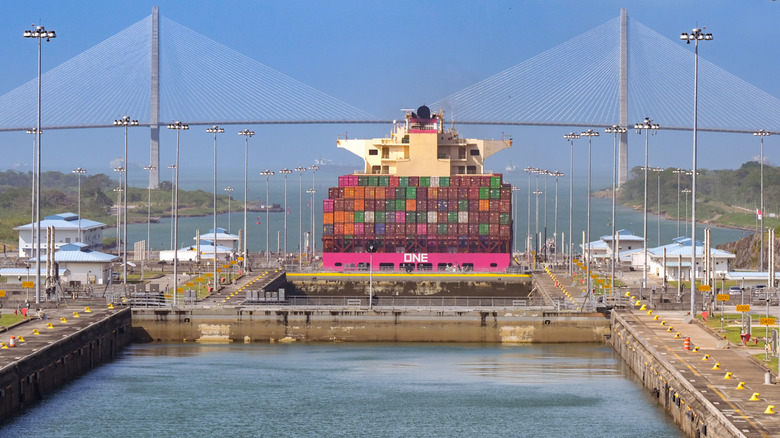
[323,252,510,272]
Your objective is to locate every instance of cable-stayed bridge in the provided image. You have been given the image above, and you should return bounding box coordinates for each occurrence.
[0,7,778,187]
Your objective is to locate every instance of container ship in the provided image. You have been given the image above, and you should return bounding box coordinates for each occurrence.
[322,105,513,272]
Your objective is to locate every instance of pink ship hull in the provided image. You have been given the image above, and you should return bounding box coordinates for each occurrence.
[323,252,510,272]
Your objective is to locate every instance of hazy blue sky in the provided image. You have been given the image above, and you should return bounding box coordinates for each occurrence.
[0,1,778,187]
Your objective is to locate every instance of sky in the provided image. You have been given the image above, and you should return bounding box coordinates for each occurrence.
[0,0,778,188]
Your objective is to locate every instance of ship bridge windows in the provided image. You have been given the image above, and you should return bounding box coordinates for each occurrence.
[379,263,395,271]
[466,165,477,174]
[469,148,480,156]
[381,147,389,159]
[458,147,466,160]
[369,149,378,156]
[371,166,381,174]
[416,263,433,271]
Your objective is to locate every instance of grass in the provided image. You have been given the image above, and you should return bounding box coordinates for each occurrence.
[698,312,776,350]
[752,353,778,372]
[0,314,25,327]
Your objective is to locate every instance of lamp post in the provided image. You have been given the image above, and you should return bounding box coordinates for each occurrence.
[652,167,664,247]
[306,188,316,257]
[564,133,579,275]
[24,24,56,304]
[523,167,535,264]
[308,165,320,257]
[206,125,224,286]
[72,168,87,242]
[552,171,564,265]
[366,240,378,309]
[754,130,770,271]
[295,166,307,270]
[260,170,274,264]
[605,125,627,297]
[279,168,293,259]
[113,166,125,259]
[682,189,692,236]
[224,187,234,233]
[680,27,713,316]
[27,128,40,242]
[581,129,599,307]
[511,185,522,254]
[238,129,255,272]
[114,116,138,293]
[533,169,543,264]
[672,169,685,237]
[634,118,659,299]
[143,165,155,279]
[167,121,188,305]
[168,164,176,250]
[543,170,550,261]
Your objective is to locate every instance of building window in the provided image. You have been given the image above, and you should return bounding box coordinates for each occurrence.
[467,165,477,174]
[371,166,381,174]
[459,147,466,159]
[369,149,378,156]
[470,148,480,156]
[381,147,389,159]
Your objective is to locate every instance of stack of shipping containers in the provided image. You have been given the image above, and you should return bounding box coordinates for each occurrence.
[322,173,512,268]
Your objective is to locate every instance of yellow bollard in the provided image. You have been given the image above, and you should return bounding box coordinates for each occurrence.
[667,326,674,332]
[73,312,80,318]
[1,343,6,349]
[108,303,115,309]
[653,315,659,320]
[693,346,700,352]
[33,329,40,335]
[46,323,54,329]
[702,354,710,361]
[85,307,92,313]
[635,300,641,307]
[764,405,775,414]
[18,336,25,342]
[661,320,666,326]
[750,392,760,401]
[736,382,746,390]
[712,363,720,370]
[625,291,630,297]
[724,372,733,380]
[60,317,67,323]
[640,304,647,310]
[647,310,653,315]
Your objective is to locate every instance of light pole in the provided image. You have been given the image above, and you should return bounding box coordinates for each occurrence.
[238,129,255,272]
[672,168,685,237]
[168,164,176,251]
[754,130,770,271]
[652,167,664,247]
[224,187,234,233]
[682,189,692,236]
[24,24,56,304]
[206,125,224,286]
[72,168,87,242]
[143,165,155,277]
[523,167,535,264]
[543,170,549,261]
[680,27,713,316]
[533,169,543,263]
[581,129,599,307]
[295,166,307,270]
[605,125,627,297]
[634,118,659,299]
[552,171,564,265]
[366,240,378,309]
[279,168,293,258]
[308,165,320,257]
[27,128,40,241]
[511,185,522,254]
[113,166,125,258]
[114,116,138,293]
[564,133,579,275]
[167,121,188,305]
[306,188,316,257]
[260,170,274,264]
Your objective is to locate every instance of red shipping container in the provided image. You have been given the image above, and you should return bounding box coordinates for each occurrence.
[447,224,458,235]
[489,224,499,236]
[385,187,395,199]
[349,175,359,186]
[364,226,375,236]
[468,188,479,200]
[365,199,375,211]
[479,212,490,223]
[417,200,427,211]
[335,199,346,210]
[448,190,458,201]
[499,200,511,213]
[500,188,511,200]
[406,224,417,235]
[355,223,365,235]
[323,199,334,213]
[448,201,458,212]
[389,176,399,187]
[451,176,461,187]
[417,187,428,199]
[489,212,500,224]
[499,225,511,237]
[458,188,468,198]
[409,176,419,187]
[345,200,355,211]
[489,200,499,211]
[334,223,345,235]
[438,212,448,222]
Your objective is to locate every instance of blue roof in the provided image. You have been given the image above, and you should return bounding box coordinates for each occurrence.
[14,212,105,230]
[0,268,69,276]
[600,229,644,241]
[29,249,118,263]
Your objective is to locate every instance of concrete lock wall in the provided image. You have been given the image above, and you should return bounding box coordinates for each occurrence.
[610,311,742,438]
[0,309,132,421]
[131,308,611,343]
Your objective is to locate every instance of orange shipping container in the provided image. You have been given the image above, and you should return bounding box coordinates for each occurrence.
[323,212,334,224]
[375,188,385,199]
[334,211,345,223]
[345,186,356,199]
[365,187,376,199]
[354,199,365,211]
[355,186,366,198]
[429,187,438,199]
[345,223,355,235]
[479,199,490,211]
[406,199,417,211]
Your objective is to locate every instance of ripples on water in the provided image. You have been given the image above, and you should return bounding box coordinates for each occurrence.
[1,343,682,437]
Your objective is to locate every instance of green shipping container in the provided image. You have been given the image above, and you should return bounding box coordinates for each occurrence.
[479,224,490,235]
[385,200,395,211]
[368,176,379,186]
[438,224,448,235]
[458,199,469,211]
[439,177,450,187]
[490,188,500,200]
[448,212,458,223]
[399,177,409,187]
[379,176,390,187]
[395,199,405,211]
[479,187,490,200]
[490,176,501,188]
[354,211,365,223]
[420,176,430,187]
[358,176,368,186]
[500,213,510,225]
[406,187,417,199]
[416,212,427,223]
[376,211,386,223]
[395,187,406,199]
[406,212,416,223]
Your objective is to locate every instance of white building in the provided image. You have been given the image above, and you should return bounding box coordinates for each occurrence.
[582,229,644,260]
[196,227,239,250]
[29,243,118,284]
[644,237,735,282]
[14,212,105,257]
[159,242,234,263]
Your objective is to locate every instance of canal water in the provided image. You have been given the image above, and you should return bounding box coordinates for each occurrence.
[1,343,682,437]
